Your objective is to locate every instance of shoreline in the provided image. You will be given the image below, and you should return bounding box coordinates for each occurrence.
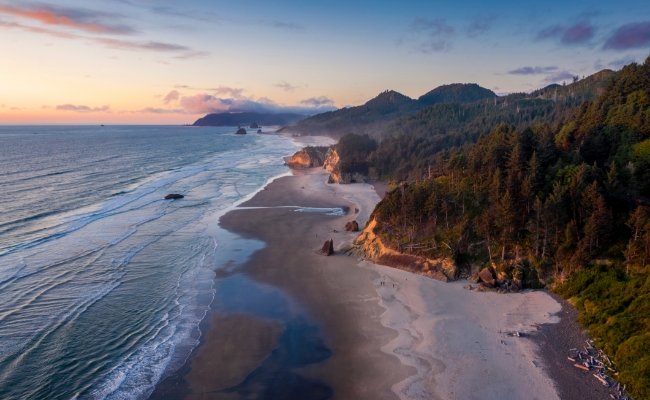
[151,152,614,399]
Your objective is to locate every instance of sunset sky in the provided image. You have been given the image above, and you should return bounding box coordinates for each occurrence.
[1,0,650,124]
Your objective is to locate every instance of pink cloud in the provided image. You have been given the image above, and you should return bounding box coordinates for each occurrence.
[163,90,180,104]
[56,104,110,112]
[0,4,135,35]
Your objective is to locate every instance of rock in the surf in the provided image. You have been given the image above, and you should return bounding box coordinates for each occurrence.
[164,194,184,200]
[236,128,247,134]
[344,221,359,232]
[319,239,334,256]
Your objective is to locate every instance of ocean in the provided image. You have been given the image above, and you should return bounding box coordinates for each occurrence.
[0,126,299,399]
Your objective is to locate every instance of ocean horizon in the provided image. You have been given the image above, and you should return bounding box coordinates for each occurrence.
[0,125,299,399]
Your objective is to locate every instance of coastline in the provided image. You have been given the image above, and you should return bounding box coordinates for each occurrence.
[150,141,613,399]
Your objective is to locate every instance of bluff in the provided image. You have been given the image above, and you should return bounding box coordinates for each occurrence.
[192,112,306,127]
[286,146,330,169]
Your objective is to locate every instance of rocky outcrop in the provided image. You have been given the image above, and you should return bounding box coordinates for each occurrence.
[236,128,247,134]
[164,194,184,200]
[466,259,533,293]
[257,129,262,134]
[478,267,495,286]
[318,239,334,256]
[250,122,259,128]
[324,148,369,184]
[342,219,457,282]
[286,146,330,169]
[344,220,359,232]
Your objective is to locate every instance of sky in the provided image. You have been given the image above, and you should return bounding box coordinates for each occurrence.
[1,0,650,124]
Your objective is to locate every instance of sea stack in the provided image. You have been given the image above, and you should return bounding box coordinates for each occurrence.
[236,128,247,134]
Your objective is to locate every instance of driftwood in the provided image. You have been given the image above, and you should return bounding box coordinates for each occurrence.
[574,364,590,371]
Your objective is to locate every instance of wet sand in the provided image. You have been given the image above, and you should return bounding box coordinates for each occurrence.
[151,166,611,400]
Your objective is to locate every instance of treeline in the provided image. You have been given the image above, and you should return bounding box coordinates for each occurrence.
[368,55,650,398]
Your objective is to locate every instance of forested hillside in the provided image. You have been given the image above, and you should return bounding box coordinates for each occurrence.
[366,56,650,398]
[287,84,496,138]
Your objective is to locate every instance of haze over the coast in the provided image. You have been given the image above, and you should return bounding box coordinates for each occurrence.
[2,0,650,124]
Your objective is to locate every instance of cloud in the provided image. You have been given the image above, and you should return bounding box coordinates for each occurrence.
[94,38,190,52]
[139,107,186,114]
[541,71,576,85]
[409,17,455,53]
[10,107,20,111]
[508,66,559,75]
[299,96,334,107]
[172,51,209,59]
[214,86,245,97]
[562,21,595,44]
[163,90,179,104]
[608,55,638,69]
[177,93,336,115]
[0,3,136,35]
[536,21,595,45]
[0,104,4,108]
[0,18,204,58]
[466,14,498,38]
[56,104,110,112]
[261,21,303,30]
[603,21,650,50]
[276,81,297,92]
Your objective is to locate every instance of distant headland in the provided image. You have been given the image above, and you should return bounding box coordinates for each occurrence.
[192,112,307,127]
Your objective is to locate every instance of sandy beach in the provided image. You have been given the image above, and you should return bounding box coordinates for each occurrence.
[151,163,616,400]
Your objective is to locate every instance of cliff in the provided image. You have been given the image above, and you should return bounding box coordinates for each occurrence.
[286,146,330,169]
[343,219,457,282]
[324,148,371,184]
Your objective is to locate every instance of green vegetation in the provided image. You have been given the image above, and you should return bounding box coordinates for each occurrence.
[337,56,650,397]
[418,83,496,106]
[290,84,496,138]
[555,268,650,398]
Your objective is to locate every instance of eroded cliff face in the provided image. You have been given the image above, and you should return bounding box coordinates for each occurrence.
[286,146,329,169]
[323,148,369,184]
[342,219,458,282]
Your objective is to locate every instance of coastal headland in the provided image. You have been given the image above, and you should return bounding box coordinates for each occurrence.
[151,140,618,399]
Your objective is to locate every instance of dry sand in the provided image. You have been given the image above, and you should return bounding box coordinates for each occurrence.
[153,162,608,400]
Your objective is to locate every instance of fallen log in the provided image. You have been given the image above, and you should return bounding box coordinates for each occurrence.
[574,364,590,371]
[593,374,609,387]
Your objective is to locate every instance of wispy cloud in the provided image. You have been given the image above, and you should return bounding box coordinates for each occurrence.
[409,17,455,53]
[163,90,179,104]
[508,66,558,75]
[0,20,205,57]
[608,55,638,69]
[261,20,303,31]
[541,71,576,85]
[276,81,297,92]
[213,86,245,97]
[139,107,186,114]
[603,21,650,50]
[536,21,595,45]
[56,104,110,112]
[299,96,334,107]
[172,51,209,59]
[0,3,136,35]
[176,93,336,115]
[466,14,498,38]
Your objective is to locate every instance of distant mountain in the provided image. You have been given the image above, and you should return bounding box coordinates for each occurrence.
[285,84,496,138]
[418,83,496,106]
[531,69,616,102]
[192,112,307,127]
